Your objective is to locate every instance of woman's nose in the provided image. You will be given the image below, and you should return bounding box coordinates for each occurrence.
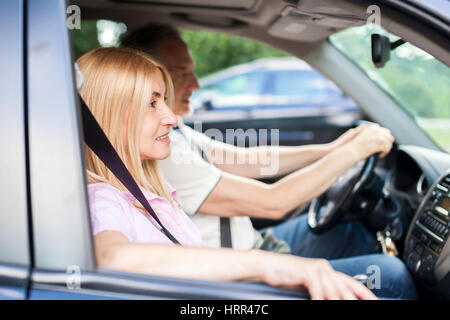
[160,102,177,126]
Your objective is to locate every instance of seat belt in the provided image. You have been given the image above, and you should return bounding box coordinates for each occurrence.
[79,95,180,245]
[219,217,232,248]
[174,126,233,248]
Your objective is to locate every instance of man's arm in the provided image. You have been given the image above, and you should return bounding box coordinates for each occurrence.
[203,126,363,179]
[198,125,393,220]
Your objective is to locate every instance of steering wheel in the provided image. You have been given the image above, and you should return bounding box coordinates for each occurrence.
[308,154,379,234]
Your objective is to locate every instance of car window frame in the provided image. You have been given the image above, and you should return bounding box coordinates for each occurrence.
[0,0,31,300]
[25,0,309,300]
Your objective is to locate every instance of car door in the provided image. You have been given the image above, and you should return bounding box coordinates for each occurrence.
[24,0,309,300]
[0,0,31,300]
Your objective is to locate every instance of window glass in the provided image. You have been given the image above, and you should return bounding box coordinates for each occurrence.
[330,24,450,152]
[272,71,342,99]
[209,72,266,95]
[72,19,127,59]
[183,29,359,116]
[197,72,266,108]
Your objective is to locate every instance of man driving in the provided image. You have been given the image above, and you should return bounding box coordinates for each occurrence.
[121,23,394,259]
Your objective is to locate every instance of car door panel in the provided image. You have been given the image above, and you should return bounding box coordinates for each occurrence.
[29,269,309,300]
[0,265,29,300]
[0,0,30,300]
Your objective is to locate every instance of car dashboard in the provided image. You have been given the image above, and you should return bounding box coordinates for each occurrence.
[383,145,450,299]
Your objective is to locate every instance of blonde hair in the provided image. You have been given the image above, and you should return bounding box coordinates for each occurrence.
[77,47,175,208]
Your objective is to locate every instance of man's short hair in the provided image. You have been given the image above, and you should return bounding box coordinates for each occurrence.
[120,23,182,59]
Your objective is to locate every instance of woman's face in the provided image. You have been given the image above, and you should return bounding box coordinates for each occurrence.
[138,69,177,160]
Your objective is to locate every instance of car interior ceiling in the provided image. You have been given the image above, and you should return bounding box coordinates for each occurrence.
[72,0,449,67]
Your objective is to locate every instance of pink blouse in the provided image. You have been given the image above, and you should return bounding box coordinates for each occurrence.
[87,182,202,246]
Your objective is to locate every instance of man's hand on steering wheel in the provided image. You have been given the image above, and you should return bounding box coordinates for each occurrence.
[308,123,394,234]
[348,123,395,159]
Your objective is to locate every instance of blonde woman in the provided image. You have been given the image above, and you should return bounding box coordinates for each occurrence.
[78,47,416,300]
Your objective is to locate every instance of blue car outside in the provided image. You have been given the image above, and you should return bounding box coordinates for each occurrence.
[187,57,359,122]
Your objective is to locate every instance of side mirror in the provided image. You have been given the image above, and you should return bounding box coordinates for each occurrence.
[371,33,405,68]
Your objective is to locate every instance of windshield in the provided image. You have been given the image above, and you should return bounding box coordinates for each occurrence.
[330,24,450,152]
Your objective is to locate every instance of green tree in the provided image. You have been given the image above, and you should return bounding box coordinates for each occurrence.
[72,20,99,60]
[182,29,289,78]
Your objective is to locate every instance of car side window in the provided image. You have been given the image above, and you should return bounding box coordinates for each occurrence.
[204,71,267,108]
[272,70,343,100]
[211,72,266,95]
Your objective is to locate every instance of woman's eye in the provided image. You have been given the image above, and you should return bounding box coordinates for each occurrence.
[149,100,157,108]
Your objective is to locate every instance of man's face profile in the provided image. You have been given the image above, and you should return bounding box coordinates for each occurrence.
[156,38,200,116]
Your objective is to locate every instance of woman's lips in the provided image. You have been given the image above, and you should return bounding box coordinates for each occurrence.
[156,132,170,143]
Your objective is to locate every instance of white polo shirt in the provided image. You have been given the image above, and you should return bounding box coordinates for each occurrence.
[158,123,262,250]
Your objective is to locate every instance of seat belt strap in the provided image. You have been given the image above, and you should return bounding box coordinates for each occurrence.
[79,95,180,244]
[220,217,233,248]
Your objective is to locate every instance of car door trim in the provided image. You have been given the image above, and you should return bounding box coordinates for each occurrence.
[30,268,309,300]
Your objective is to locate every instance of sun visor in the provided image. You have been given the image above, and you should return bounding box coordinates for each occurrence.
[268,5,364,42]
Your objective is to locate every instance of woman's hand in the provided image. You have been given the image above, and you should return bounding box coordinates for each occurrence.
[94,232,376,300]
[345,124,394,160]
[254,251,377,300]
